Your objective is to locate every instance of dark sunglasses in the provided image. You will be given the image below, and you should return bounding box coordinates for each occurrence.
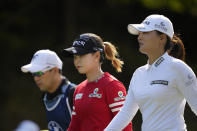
[32,71,44,77]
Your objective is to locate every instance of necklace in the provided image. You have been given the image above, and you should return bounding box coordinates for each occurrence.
[95,73,104,83]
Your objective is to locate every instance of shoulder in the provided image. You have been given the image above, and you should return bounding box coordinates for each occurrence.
[132,64,147,77]
[68,82,76,92]
[68,83,76,92]
[104,73,126,91]
[170,57,194,75]
[73,80,87,93]
[76,80,87,88]
[136,64,148,72]
[104,72,122,84]
[69,82,76,88]
[108,80,125,89]
[168,57,196,85]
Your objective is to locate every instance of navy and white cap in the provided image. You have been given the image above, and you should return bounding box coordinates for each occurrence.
[63,34,104,56]
[128,14,174,38]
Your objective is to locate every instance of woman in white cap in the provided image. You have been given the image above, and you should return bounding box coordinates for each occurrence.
[63,33,132,131]
[105,14,197,131]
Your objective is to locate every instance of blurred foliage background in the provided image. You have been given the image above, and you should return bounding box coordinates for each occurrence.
[1,0,197,130]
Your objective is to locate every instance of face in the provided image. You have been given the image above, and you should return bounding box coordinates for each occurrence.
[33,69,54,92]
[137,31,163,55]
[74,52,100,74]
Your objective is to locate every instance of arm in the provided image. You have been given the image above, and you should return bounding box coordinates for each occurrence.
[105,81,129,117]
[67,88,80,131]
[105,77,139,131]
[175,61,197,115]
[67,106,80,131]
[105,81,132,130]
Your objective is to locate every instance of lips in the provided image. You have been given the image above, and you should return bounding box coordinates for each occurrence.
[76,66,82,69]
[36,82,42,87]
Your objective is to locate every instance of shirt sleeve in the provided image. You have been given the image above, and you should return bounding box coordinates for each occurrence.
[175,61,197,115]
[105,74,139,131]
[105,81,128,116]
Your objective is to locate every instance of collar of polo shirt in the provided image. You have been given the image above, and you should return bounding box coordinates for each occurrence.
[147,52,168,70]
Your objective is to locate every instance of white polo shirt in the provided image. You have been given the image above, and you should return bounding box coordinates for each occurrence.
[105,52,197,131]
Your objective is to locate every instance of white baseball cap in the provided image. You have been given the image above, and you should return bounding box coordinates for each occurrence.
[21,49,63,73]
[15,120,40,131]
[128,14,174,38]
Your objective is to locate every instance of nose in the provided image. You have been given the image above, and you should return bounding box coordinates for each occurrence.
[34,76,40,81]
[74,56,80,65]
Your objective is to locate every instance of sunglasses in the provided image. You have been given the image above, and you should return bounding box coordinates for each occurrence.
[32,71,44,77]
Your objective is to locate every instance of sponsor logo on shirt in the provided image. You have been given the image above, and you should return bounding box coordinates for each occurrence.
[114,91,126,101]
[154,57,164,67]
[89,88,102,98]
[48,121,63,131]
[75,93,83,100]
[150,80,168,85]
[185,74,194,86]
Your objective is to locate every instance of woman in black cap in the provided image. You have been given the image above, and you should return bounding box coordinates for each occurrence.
[63,33,132,131]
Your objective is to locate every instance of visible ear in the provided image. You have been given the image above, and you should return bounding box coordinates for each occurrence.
[51,67,59,73]
[160,34,167,44]
[160,34,167,40]
[94,51,101,61]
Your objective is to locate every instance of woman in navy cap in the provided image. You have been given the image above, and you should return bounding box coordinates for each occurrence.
[63,33,132,131]
[105,14,197,131]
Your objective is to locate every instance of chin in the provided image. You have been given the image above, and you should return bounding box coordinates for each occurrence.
[139,48,148,55]
[139,49,145,54]
[39,87,46,92]
[78,71,86,74]
[77,69,86,74]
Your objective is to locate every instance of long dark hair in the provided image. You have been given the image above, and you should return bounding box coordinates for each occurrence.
[157,31,185,61]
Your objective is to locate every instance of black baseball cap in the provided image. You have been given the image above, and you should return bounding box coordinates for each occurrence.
[63,34,104,57]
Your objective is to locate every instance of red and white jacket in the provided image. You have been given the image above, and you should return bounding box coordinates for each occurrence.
[68,72,132,131]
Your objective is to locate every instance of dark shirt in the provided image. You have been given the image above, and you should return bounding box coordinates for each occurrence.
[43,77,76,131]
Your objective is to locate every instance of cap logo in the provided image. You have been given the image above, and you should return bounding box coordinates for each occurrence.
[31,54,38,62]
[73,40,86,46]
[143,21,150,25]
[160,22,165,26]
[93,47,103,52]
[154,22,167,32]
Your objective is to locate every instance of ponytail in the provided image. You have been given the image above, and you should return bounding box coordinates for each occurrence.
[165,34,185,61]
[156,31,185,61]
[103,42,124,72]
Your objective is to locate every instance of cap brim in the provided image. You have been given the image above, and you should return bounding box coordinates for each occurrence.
[127,24,154,35]
[63,47,92,57]
[21,64,44,73]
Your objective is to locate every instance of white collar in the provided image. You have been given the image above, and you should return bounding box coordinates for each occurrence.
[146,52,169,70]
